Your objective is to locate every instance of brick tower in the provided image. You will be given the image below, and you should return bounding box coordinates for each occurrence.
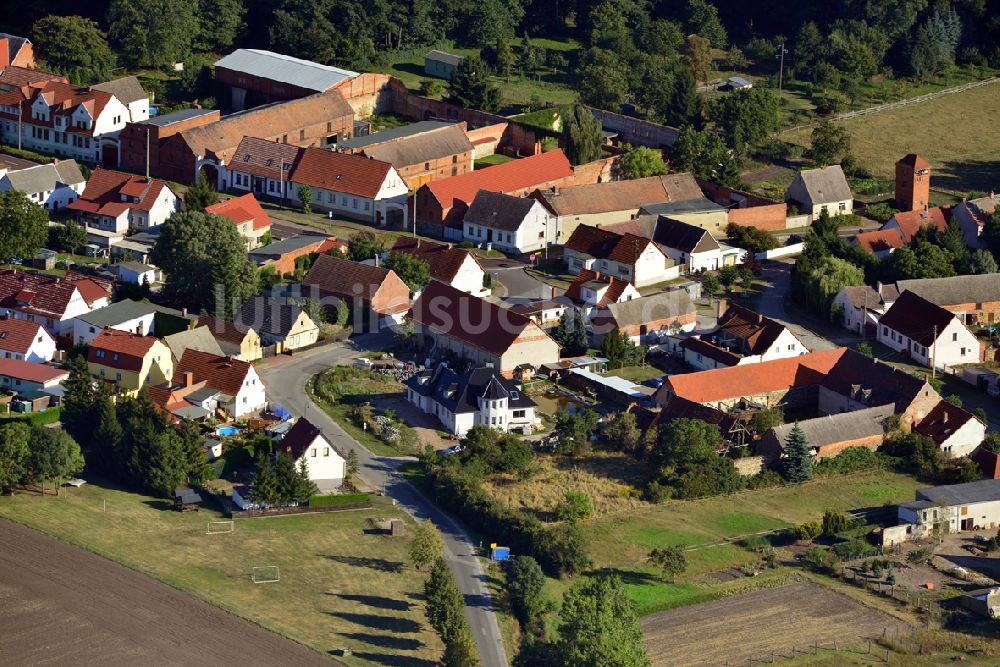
[895,154,931,212]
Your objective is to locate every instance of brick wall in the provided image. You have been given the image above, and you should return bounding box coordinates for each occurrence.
[119,111,220,176]
[334,72,395,117]
[698,180,789,231]
[466,122,507,158]
[815,434,885,459]
[573,156,618,185]
[588,107,680,148]
[216,67,323,109]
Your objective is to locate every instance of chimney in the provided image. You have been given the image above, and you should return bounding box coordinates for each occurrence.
[374,252,379,268]
[182,371,194,387]
[942,411,949,424]
[716,297,727,318]
[181,307,187,317]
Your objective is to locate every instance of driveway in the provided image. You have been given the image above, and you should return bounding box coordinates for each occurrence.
[757,261,847,352]
[258,339,508,667]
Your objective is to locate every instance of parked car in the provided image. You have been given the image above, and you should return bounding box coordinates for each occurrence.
[642,375,666,388]
[441,444,463,455]
[352,358,373,369]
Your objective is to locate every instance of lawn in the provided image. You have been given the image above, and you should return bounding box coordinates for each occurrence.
[604,365,664,383]
[784,80,1000,196]
[475,154,515,168]
[0,483,442,666]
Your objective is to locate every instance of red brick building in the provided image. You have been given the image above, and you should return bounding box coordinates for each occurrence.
[118,108,220,177]
[213,49,357,111]
[895,153,931,212]
[0,33,34,69]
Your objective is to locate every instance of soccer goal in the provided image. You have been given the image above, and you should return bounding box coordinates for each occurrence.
[252,566,281,584]
[206,520,235,535]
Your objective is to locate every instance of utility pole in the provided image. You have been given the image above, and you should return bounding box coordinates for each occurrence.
[17,103,22,151]
[931,324,937,378]
[861,289,867,338]
[411,186,417,238]
[145,126,150,179]
[776,43,789,98]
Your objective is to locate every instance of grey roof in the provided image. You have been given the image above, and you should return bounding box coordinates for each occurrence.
[0,33,30,64]
[77,299,180,328]
[3,160,84,194]
[464,190,542,231]
[764,404,894,451]
[338,121,459,150]
[425,50,465,67]
[140,107,218,127]
[249,233,329,261]
[114,261,155,273]
[163,326,224,360]
[236,297,309,337]
[599,290,696,327]
[838,285,884,310]
[894,274,1000,308]
[728,76,753,88]
[652,217,719,254]
[916,478,1000,506]
[92,76,147,104]
[172,404,212,420]
[406,365,535,414]
[214,49,357,92]
[360,125,473,169]
[792,165,852,205]
[186,386,221,403]
[639,197,725,216]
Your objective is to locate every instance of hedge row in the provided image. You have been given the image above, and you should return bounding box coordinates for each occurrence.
[0,146,51,164]
[309,492,370,507]
[0,406,62,426]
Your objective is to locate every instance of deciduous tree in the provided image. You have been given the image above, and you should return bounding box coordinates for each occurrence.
[619,147,667,180]
[0,423,30,493]
[0,191,49,264]
[561,103,604,166]
[648,545,687,582]
[107,0,198,68]
[28,426,84,492]
[31,16,114,81]
[384,251,431,291]
[554,575,651,667]
[810,119,852,166]
[710,87,780,157]
[507,555,546,627]
[409,520,445,570]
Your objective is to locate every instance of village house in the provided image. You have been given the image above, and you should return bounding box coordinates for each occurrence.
[853,229,904,258]
[913,399,986,459]
[508,300,570,330]
[205,193,272,249]
[197,315,263,361]
[0,318,55,362]
[71,298,191,346]
[831,285,885,335]
[174,349,267,418]
[153,91,355,185]
[0,33,35,69]
[564,268,640,317]
[236,297,318,351]
[463,190,557,253]
[952,194,998,249]
[222,137,300,202]
[303,254,411,331]
[389,237,488,296]
[406,364,538,437]
[636,198,730,234]
[608,215,743,273]
[876,290,981,370]
[87,330,173,395]
[0,76,147,166]
[785,165,853,220]
[340,122,474,189]
[533,173,704,241]
[898,478,1000,535]
[564,224,676,288]
[68,168,179,233]
[590,289,696,345]
[108,260,159,286]
[0,269,110,336]
[408,280,560,376]
[0,159,85,210]
[883,206,949,242]
[249,232,336,276]
[0,358,67,393]
[424,50,465,80]
[891,274,1000,326]
[0,66,64,94]
[697,180,789,232]
[162,325,224,362]
[415,149,574,235]
[214,49,358,111]
[758,404,895,464]
[272,417,345,491]
[681,303,807,371]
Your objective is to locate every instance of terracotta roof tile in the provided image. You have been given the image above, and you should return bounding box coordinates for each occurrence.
[564,268,633,305]
[88,330,160,372]
[290,147,392,199]
[716,303,789,355]
[896,154,931,170]
[888,207,948,243]
[855,229,904,254]
[0,66,66,88]
[360,124,472,168]
[565,224,663,265]
[225,136,301,180]
[536,173,702,216]
[175,349,255,397]
[0,358,67,384]
[303,254,409,309]
[423,150,573,210]
[390,237,481,283]
[0,318,49,355]
[68,168,173,215]
[206,193,272,231]
[0,270,107,320]
[196,316,251,346]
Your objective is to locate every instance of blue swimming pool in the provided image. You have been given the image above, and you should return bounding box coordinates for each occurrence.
[216,426,241,437]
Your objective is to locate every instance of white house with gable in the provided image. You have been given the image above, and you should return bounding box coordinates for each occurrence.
[877,290,980,370]
[274,417,346,491]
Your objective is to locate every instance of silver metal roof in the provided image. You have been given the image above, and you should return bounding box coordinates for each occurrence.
[214,49,357,92]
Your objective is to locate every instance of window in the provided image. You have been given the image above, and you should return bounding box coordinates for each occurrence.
[424,162,430,170]
[311,448,316,457]
[452,155,458,164]
[282,134,288,143]
[364,201,370,211]
[323,447,329,456]
[115,372,121,381]
[952,332,958,341]
[961,347,967,355]
[513,409,525,418]
[299,129,306,141]
[96,349,105,358]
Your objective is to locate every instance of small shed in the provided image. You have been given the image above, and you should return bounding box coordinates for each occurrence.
[173,488,203,511]
[728,76,753,91]
[424,50,465,80]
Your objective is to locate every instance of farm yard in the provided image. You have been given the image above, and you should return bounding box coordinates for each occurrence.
[640,582,904,667]
[0,483,442,667]
[784,81,1000,197]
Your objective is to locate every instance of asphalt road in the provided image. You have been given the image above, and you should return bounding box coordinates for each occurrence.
[480,258,554,301]
[258,338,509,667]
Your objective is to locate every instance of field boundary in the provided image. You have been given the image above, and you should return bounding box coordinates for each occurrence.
[781,77,1000,134]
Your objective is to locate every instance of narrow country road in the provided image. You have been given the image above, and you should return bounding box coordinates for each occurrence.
[258,337,509,667]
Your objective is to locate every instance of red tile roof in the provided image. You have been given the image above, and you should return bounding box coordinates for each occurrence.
[897,154,930,170]
[889,207,948,243]
[206,193,272,231]
[913,399,979,445]
[68,168,172,216]
[855,229,904,254]
[225,136,302,180]
[565,224,662,264]
[409,280,553,356]
[290,147,392,199]
[303,254,409,311]
[390,237,482,283]
[716,303,789,355]
[0,358,67,384]
[0,81,116,136]
[0,318,48,354]
[423,149,573,210]
[175,349,254,397]
[0,66,66,89]
[88,330,161,372]
[0,270,107,320]
[564,268,632,306]
[661,348,847,404]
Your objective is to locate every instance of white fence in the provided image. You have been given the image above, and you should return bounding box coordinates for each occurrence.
[785,214,811,229]
[756,242,805,260]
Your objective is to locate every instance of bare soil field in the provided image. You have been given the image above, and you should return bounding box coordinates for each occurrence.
[0,519,337,667]
[640,582,903,667]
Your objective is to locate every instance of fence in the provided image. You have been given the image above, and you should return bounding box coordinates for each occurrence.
[732,625,915,666]
[231,498,372,519]
[755,242,805,260]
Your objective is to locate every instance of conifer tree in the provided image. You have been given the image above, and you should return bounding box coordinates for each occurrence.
[781,423,813,483]
[249,453,280,505]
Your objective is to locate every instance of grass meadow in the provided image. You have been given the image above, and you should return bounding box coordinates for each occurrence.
[0,483,442,667]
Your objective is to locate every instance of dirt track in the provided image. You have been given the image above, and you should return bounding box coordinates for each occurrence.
[640,582,904,666]
[0,519,337,666]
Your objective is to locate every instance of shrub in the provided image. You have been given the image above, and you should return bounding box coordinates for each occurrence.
[814,447,889,476]
[555,491,593,522]
[832,538,876,560]
[308,492,370,508]
[822,511,858,536]
[795,521,822,541]
[865,202,898,223]
[741,534,772,552]
[745,469,785,490]
[802,546,840,573]
[906,547,932,565]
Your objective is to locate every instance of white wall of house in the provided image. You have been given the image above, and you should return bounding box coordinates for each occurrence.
[124,98,149,123]
[0,329,56,363]
[832,290,884,334]
[755,328,807,362]
[463,200,556,253]
[565,243,673,288]
[134,187,180,229]
[450,254,488,295]
[3,96,130,164]
[293,430,346,491]
[952,203,987,249]
[878,317,979,369]
[230,365,267,417]
[581,281,640,306]
[73,312,156,346]
[937,417,986,458]
[0,175,83,211]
